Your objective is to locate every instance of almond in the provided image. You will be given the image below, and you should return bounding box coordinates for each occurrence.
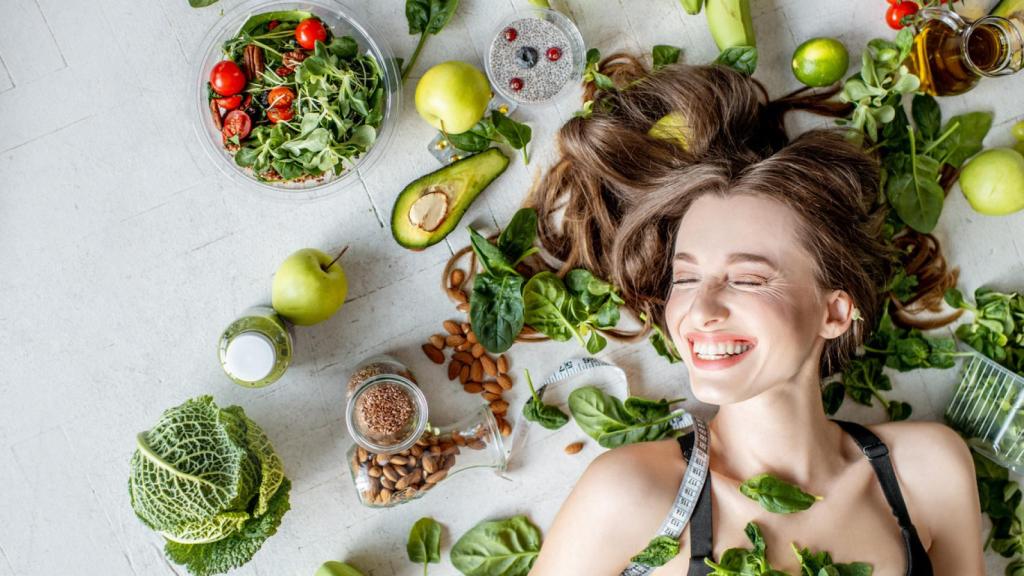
[422,343,444,364]
[453,351,474,365]
[457,303,470,313]
[395,469,422,491]
[466,439,487,450]
[461,322,471,334]
[564,441,585,455]
[429,334,445,349]
[452,431,466,446]
[380,477,395,490]
[483,382,503,395]
[459,364,471,384]
[464,382,483,394]
[470,359,484,381]
[357,446,368,463]
[382,465,400,483]
[490,400,509,414]
[425,470,448,484]
[456,340,472,352]
[446,334,465,347]
[472,343,485,358]
[389,455,409,466]
[380,488,393,503]
[481,355,497,376]
[497,374,513,390]
[499,418,513,437]
[422,454,437,473]
[453,290,468,303]
[444,320,461,335]
[482,391,502,402]
[450,268,466,288]
[376,453,390,465]
[448,361,462,380]
[498,355,509,374]
[368,466,382,478]
[467,330,478,344]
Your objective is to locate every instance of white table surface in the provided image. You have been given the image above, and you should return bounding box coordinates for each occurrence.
[2,0,1023,574]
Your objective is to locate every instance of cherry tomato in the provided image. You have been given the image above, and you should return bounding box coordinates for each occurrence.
[267,86,295,109]
[266,107,295,124]
[222,110,252,144]
[267,20,280,30]
[209,60,247,96]
[213,94,242,110]
[886,1,919,29]
[295,18,327,50]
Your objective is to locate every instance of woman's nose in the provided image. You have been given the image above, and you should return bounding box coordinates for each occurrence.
[689,284,729,328]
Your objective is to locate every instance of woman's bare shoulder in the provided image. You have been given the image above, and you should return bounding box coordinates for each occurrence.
[580,438,688,495]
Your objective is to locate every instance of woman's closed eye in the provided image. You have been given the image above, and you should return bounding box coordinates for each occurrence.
[671,276,769,287]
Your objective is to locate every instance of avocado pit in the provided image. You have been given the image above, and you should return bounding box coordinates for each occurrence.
[408,189,450,232]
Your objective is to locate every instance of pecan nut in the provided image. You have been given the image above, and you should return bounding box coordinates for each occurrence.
[209,99,223,130]
[282,50,307,69]
[276,65,294,77]
[242,44,265,80]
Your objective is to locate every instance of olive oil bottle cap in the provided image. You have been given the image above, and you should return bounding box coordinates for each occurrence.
[224,331,276,383]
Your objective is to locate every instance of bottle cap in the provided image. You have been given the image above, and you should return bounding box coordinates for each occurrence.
[224,331,276,383]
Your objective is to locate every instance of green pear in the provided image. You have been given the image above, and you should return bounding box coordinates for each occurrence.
[271,248,348,326]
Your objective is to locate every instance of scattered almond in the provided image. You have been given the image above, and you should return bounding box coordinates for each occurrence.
[422,344,444,364]
[498,355,509,374]
[482,391,502,402]
[467,331,478,344]
[429,334,445,349]
[448,361,462,380]
[497,374,513,390]
[453,290,468,304]
[446,334,465,347]
[564,441,585,455]
[472,343,485,358]
[450,268,465,288]
[490,400,509,414]
[464,382,483,394]
[500,419,513,437]
[481,355,497,376]
[470,359,484,382]
[453,351,474,365]
[461,322,471,334]
[443,320,461,335]
[457,303,470,313]
[483,382,503,395]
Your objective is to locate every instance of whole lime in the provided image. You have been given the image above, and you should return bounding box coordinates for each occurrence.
[791,37,850,87]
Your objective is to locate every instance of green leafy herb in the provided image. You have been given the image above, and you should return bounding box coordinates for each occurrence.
[471,273,525,355]
[403,0,460,81]
[407,517,442,575]
[567,386,686,448]
[790,543,873,576]
[653,45,682,70]
[583,48,615,90]
[447,112,533,164]
[936,112,993,169]
[522,270,624,353]
[498,207,540,265]
[714,45,758,75]
[945,286,1024,375]
[190,0,219,8]
[522,369,570,430]
[631,535,680,567]
[821,381,845,416]
[450,515,541,576]
[706,522,873,576]
[129,396,290,576]
[492,111,532,164]
[839,28,919,143]
[739,474,823,514]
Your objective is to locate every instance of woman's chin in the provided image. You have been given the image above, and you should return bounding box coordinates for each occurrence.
[690,379,752,406]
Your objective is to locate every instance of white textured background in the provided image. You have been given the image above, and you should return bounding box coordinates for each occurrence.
[1,0,1023,574]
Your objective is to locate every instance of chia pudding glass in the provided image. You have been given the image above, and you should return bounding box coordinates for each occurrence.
[346,355,428,455]
[486,8,585,105]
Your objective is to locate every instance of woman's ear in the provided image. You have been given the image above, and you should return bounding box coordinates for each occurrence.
[820,289,855,340]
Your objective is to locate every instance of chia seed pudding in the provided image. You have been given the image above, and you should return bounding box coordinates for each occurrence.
[487,11,583,104]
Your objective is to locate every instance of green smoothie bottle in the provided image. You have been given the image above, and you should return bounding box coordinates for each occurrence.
[218,306,294,388]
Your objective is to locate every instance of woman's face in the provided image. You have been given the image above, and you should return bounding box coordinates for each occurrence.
[664,193,831,405]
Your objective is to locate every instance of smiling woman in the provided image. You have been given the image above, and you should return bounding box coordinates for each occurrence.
[525,61,984,575]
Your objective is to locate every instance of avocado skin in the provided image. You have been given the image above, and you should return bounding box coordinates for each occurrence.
[991,0,1024,17]
[391,148,511,250]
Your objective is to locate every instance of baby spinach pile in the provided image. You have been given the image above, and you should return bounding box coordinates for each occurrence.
[975,452,1024,574]
[946,287,1024,373]
[231,29,384,182]
[128,396,290,576]
[468,208,625,355]
[567,385,687,448]
[706,523,872,576]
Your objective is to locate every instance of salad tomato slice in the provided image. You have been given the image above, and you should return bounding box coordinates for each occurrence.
[222,110,252,144]
[210,60,247,96]
[295,18,327,50]
[267,86,295,109]
[267,107,295,124]
[213,94,242,110]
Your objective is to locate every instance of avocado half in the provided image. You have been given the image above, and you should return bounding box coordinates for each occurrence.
[991,0,1024,18]
[391,148,510,250]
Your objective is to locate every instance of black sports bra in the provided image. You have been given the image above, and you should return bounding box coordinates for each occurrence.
[677,420,933,576]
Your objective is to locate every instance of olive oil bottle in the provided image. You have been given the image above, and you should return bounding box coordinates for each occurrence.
[906,8,1024,96]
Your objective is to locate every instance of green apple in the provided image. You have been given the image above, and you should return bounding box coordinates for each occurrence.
[415,61,491,134]
[959,148,1024,216]
[271,248,348,326]
[314,561,364,576]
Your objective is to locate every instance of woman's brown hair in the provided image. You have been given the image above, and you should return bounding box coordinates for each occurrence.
[528,56,895,377]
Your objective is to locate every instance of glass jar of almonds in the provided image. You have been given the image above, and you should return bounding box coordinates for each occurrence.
[348,405,507,507]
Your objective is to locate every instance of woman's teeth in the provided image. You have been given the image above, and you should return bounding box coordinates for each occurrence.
[693,341,752,360]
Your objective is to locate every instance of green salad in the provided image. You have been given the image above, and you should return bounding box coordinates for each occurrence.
[205,11,385,183]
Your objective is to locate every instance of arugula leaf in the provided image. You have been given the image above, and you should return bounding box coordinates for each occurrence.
[470,273,525,354]
[450,515,541,576]
[407,517,442,575]
[714,46,758,75]
[653,45,682,70]
[739,474,822,514]
[521,369,570,430]
[631,535,680,567]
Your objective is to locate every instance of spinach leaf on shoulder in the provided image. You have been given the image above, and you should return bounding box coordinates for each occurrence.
[739,474,822,514]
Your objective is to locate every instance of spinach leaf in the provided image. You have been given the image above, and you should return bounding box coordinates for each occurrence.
[886,400,912,422]
[653,45,682,70]
[705,523,784,575]
[630,535,680,567]
[469,228,517,277]
[189,0,219,7]
[407,517,442,574]
[739,474,822,514]
[470,273,525,354]
[821,381,845,416]
[521,369,570,430]
[884,129,944,233]
[583,48,615,90]
[714,46,757,75]
[911,94,941,141]
[492,111,532,164]
[940,111,993,168]
[402,0,460,81]
[497,208,539,266]
[447,121,495,153]
[568,386,686,448]
[791,543,873,576]
[586,330,607,354]
[523,272,581,343]
[450,515,541,576]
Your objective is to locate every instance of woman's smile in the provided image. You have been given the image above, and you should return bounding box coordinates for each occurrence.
[686,331,758,370]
